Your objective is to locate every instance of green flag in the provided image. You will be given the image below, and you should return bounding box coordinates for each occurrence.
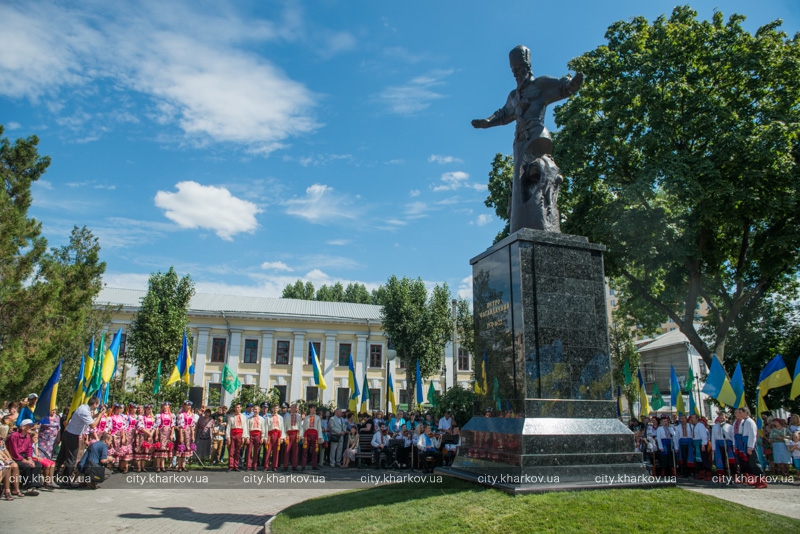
[683,370,694,394]
[622,360,633,385]
[651,382,665,411]
[492,376,501,410]
[427,381,438,407]
[222,364,241,395]
[87,334,105,397]
[153,361,162,395]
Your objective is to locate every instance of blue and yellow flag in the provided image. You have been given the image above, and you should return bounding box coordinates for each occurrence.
[416,360,424,404]
[86,334,105,399]
[617,386,623,417]
[670,366,685,416]
[102,327,123,383]
[82,337,95,393]
[310,342,327,390]
[702,355,737,406]
[689,393,700,417]
[347,353,360,412]
[731,362,746,408]
[33,359,63,422]
[360,375,370,413]
[68,354,86,419]
[637,369,650,418]
[791,357,800,401]
[167,331,192,386]
[757,354,791,397]
[387,371,398,412]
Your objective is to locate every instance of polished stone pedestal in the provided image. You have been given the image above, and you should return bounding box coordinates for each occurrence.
[443,229,660,492]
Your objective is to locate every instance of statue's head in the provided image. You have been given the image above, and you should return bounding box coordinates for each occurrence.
[509,45,532,85]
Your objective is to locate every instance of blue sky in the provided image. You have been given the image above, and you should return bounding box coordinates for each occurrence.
[2,0,798,300]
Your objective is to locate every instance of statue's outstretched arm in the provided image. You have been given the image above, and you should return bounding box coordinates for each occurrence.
[472,95,515,129]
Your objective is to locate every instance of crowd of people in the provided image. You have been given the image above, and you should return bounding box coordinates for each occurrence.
[628,407,800,489]
[0,394,463,498]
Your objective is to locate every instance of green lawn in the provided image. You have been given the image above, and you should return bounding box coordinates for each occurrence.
[271,479,800,534]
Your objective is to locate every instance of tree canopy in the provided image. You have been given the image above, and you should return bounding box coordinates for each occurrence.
[552,6,800,366]
[281,279,378,304]
[0,125,108,401]
[379,275,451,409]
[127,267,195,382]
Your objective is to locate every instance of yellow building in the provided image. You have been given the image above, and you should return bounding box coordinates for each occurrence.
[97,288,473,409]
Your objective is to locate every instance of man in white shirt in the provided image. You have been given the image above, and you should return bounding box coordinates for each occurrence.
[265,404,286,472]
[60,397,105,484]
[283,404,303,471]
[371,423,393,469]
[443,426,461,466]
[736,406,767,488]
[416,424,442,473]
[672,414,694,477]
[690,415,711,480]
[656,415,675,477]
[301,404,323,470]
[711,412,735,480]
[226,403,249,472]
[437,411,453,433]
[246,405,264,471]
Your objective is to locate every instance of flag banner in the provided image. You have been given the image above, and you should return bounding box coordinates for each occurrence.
[68,354,86,419]
[427,381,437,407]
[310,342,327,390]
[360,375,370,413]
[689,392,700,417]
[388,371,398,411]
[221,364,240,394]
[622,360,632,385]
[492,377,501,410]
[33,359,63,422]
[617,386,623,417]
[670,366,685,416]
[167,331,192,386]
[638,369,650,418]
[348,353,360,412]
[651,382,665,411]
[757,354,792,397]
[731,362,746,408]
[416,360,424,404]
[683,368,694,394]
[153,361,162,395]
[481,351,488,395]
[702,355,737,406]
[791,357,800,401]
[87,334,105,399]
[102,327,123,383]
[82,337,95,393]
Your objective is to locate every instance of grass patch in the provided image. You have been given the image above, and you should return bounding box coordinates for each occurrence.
[271,479,800,534]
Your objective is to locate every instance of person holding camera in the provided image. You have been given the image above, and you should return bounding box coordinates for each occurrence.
[60,396,105,485]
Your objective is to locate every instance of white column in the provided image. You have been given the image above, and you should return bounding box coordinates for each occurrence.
[258,330,274,390]
[192,328,210,387]
[223,329,242,406]
[323,334,336,405]
[445,341,454,390]
[290,331,306,402]
[356,334,368,386]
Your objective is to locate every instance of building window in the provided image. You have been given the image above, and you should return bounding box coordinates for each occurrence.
[399,389,408,405]
[338,343,351,366]
[397,358,406,369]
[609,289,615,296]
[610,299,615,307]
[276,340,290,365]
[274,385,287,404]
[243,339,259,364]
[369,345,382,368]
[458,348,470,371]
[337,388,350,410]
[369,389,381,411]
[211,338,226,362]
[119,333,127,356]
[307,342,322,365]
[306,386,319,403]
[644,365,655,383]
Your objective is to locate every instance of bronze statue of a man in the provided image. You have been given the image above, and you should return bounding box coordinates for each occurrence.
[472,45,583,233]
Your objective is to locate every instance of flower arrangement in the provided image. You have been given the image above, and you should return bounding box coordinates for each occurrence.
[177,444,186,453]
[190,444,197,451]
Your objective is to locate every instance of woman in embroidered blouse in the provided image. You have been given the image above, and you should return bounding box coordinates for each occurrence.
[37,407,60,462]
[769,418,791,476]
[153,402,174,472]
[176,401,196,472]
[134,404,156,472]
[117,403,138,474]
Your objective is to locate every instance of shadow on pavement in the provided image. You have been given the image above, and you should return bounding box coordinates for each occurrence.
[118,507,269,530]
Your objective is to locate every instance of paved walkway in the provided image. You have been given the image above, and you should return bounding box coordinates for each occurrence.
[678,477,800,520]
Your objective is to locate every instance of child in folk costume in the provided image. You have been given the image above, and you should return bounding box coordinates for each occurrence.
[118,403,138,473]
[153,402,175,472]
[265,404,286,472]
[301,404,323,470]
[134,404,156,472]
[176,401,196,472]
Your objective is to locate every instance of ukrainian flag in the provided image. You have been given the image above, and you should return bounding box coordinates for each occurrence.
[82,337,95,393]
[416,360,424,404]
[360,375,370,413]
[310,342,326,390]
[701,355,737,406]
[347,353,360,412]
[758,354,792,397]
[167,331,192,386]
[68,354,86,419]
[388,371,398,412]
[637,369,650,418]
[33,360,63,422]
[689,393,700,417]
[102,327,123,383]
[616,386,623,417]
[791,357,800,401]
[670,366,685,416]
[731,362,746,408]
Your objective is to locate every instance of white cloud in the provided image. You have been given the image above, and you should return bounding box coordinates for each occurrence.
[428,154,463,164]
[154,181,261,240]
[6,121,21,130]
[92,218,176,249]
[261,261,293,272]
[326,239,350,246]
[35,180,53,190]
[291,153,355,167]
[376,69,452,115]
[409,189,420,197]
[457,275,473,300]
[102,272,152,291]
[404,201,429,219]
[476,214,492,226]
[318,31,357,58]
[285,184,359,223]
[0,1,319,153]
[433,171,469,191]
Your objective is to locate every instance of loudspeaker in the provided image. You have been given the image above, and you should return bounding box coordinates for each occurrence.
[188,386,204,407]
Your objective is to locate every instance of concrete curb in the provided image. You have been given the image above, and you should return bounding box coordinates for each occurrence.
[264,513,278,533]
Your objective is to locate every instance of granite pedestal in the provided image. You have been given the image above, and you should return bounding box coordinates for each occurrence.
[442,229,662,493]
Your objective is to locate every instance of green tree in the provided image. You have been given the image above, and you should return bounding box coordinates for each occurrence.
[315,282,345,302]
[380,276,452,410]
[0,126,108,400]
[432,385,476,427]
[343,282,372,304]
[127,267,195,382]
[456,297,475,357]
[371,285,387,306]
[554,7,800,366]
[281,280,315,299]
[484,153,513,244]
[609,319,641,416]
